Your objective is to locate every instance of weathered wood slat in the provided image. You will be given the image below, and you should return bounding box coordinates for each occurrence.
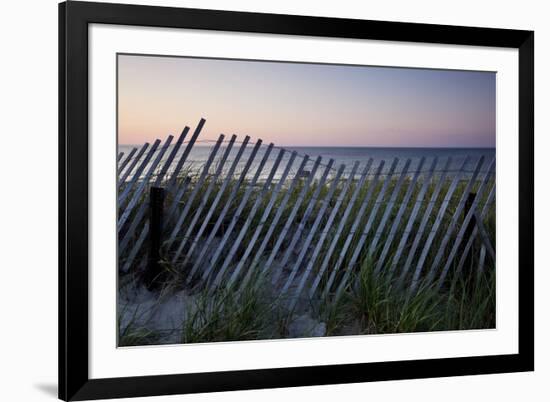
[478,245,487,277]
[151,127,191,217]
[408,156,475,292]
[333,158,400,298]
[120,177,194,273]
[291,161,361,304]
[165,135,225,251]
[228,151,298,289]
[318,160,386,299]
[448,208,496,284]
[452,184,495,280]
[390,157,439,276]
[368,158,413,261]
[374,157,428,275]
[271,159,335,287]
[179,140,262,282]
[118,147,137,175]
[281,163,347,301]
[164,176,192,227]
[434,159,495,288]
[258,156,324,286]
[118,142,149,188]
[118,136,173,231]
[396,157,453,287]
[191,140,265,284]
[118,140,160,207]
[423,156,486,286]
[307,160,373,299]
[166,121,204,189]
[119,131,187,255]
[121,132,215,271]
[209,145,281,288]
[170,135,240,263]
[121,221,150,273]
[238,155,311,292]
[152,131,188,186]
[211,157,321,286]
[473,211,496,262]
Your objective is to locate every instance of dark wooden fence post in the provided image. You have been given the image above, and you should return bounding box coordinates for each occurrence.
[145,186,165,289]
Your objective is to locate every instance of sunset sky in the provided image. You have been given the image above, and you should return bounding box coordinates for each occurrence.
[117,54,496,148]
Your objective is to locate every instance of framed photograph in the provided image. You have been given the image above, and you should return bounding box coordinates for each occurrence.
[59,1,534,400]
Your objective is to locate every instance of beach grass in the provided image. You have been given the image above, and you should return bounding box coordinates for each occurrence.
[117,168,496,346]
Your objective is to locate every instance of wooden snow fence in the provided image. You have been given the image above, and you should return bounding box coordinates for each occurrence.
[117,119,496,303]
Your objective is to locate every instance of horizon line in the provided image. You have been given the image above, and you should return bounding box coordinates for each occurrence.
[118,142,496,149]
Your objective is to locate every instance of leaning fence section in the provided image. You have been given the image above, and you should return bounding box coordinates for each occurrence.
[118,119,496,303]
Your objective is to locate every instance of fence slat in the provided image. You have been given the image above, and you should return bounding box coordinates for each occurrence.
[478,245,487,276]
[271,159,335,286]
[159,125,195,216]
[374,157,428,274]
[229,151,297,289]
[308,159,373,299]
[409,157,474,292]
[153,130,188,186]
[423,156,486,286]
[258,156,324,286]
[292,161,361,304]
[238,155,311,292]
[191,140,264,284]
[434,159,495,288]
[473,211,496,262]
[121,220,150,273]
[119,131,187,255]
[164,176,192,227]
[453,184,495,279]
[118,147,137,175]
[319,160,386,299]
[118,142,149,188]
[368,158,413,259]
[118,140,160,208]
[177,137,258,270]
[118,136,173,231]
[333,158,400,298]
[210,145,281,288]
[170,135,240,262]
[396,157,453,287]
[282,163,347,302]
[391,157,439,277]
[121,131,209,271]
[446,206,495,289]
[166,120,204,189]
[120,179,194,273]
[165,135,225,250]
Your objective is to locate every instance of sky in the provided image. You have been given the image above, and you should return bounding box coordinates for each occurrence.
[117,54,496,148]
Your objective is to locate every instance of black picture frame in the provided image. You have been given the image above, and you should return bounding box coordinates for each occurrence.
[59,1,534,400]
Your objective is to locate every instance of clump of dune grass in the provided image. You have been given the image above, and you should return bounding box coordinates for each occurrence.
[179,273,272,343]
[339,258,444,334]
[440,265,496,330]
[315,254,496,336]
[315,292,350,336]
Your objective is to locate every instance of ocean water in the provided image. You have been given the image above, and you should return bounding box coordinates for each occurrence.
[118,143,496,181]
[284,146,494,175]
